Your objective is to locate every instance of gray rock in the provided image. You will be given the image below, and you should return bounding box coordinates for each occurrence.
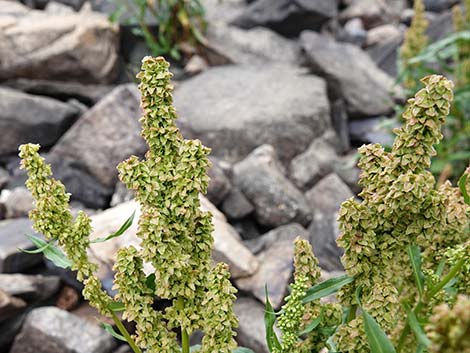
[348,116,398,146]
[300,31,396,118]
[0,218,43,273]
[3,78,114,106]
[233,218,262,241]
[232,0,339,37]
[51,84,145,188]
[331,99,351,154]
[207,158,232,206]
[366,35,402,77]
[233,145,312,228]
[201,0,246,25]
[366,24,402,47]
[44,1,76,14]
[0,187,33,219]
[234,297,270,353]
[0,168,8,190]
[110,181,134,207]
[424,0,459,12]
[236,223,308,308]
[221,188,254,220]
[339,18,367,46]
[0,87,79,156]
[305,174,354,271]
[174,65,331,164]
[340,0,392,29]
[10,306,117,353]
[426,10,454,42]
[0,274,60,301]
[204,23,301,66]
[0,289,26,322]
[0,5,119,83]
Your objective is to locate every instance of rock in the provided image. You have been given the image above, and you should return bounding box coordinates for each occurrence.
[426,10,454,42]
[330,99,351,154]
[0,87,79,156]
[231,0,339,37]
[233,145,312,228]
[233,218,262,241]
[0,218,44,273]
[3,78,114,106]
[0,314,24,352]
[234,297,270,353]
[305,174,354,271]
[300,30,395,118]
[174,65,330,164]
[0,5,119,83]
[0,187,33,219]
[236,223,308,308]
[207,158,232,206]
[110,181,134,207]
[201,0,246,25]
[204,23,301,66]
[366,35,402,77]
[0,167,8,190]
[184,55,209,76]
[221,188,254,220]
[44,1,76,14]
[0,274,60,301]
[51,84,145,189]
[0,289,26,322]
[10,306,117,353]
[366,24,402,47]
[289,132,340,191]
[348,116,398,146]
[56,286,80,311]
[423,0,459,12]
[339,18,367,46]
[340,0,392,29]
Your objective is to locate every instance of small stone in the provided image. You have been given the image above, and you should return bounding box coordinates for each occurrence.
[340,0,392,29]
[366,24,402,47]
[110,181,134,207]
[0,289,26,322]
[207,158,232,206]
[184,55,209,76]
[348,116,398,146]
[56,286,80,311]
[0,187,33,219]
[221,188,254,220]
[10,306,117,353]
[0,274,60,302]
[341,18,367,46]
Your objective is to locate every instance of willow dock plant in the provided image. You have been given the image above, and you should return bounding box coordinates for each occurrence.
[265,75,470,353]
[19,57,240,353]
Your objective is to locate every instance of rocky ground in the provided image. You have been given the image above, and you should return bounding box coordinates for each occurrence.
[0,0,462,352]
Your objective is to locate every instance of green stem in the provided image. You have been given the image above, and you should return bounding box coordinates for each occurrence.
[111,311,143,353]
[396,302,424,353]
[347,305,357,323]
[177,296,190,353]
[428,257,466,298]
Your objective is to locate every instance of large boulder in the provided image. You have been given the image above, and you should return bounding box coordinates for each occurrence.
[10,306,117,353]
[232,0,339,37]
[0,2,119,83]
[234,297,270,353]
[300,30,396,118]
[0,87,79,156]
[233,145,312,228]
[0,274,60,302]
[174,65,331,164]
[50,84,145,189]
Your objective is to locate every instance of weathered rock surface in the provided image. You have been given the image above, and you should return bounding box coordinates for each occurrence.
[300,30,396,118]
[0,167,9,191]
[205,23,301,66]
[221,188,254,220]
[0,87,79,156]
[0,274,60,301]
[233,145,312,228]
[0,187,33,219]
[0,4,119,83]
[367,35,402,77]
[306,174,354,271]
[232,0,339,37]
[206,157,232,206]
[10,306,117,353]
[340,0,392,29]
[174,65,330,164]
[423,0,459,12]
[51,84,145,188]
[349,116,398,146]
[234,297,270,353]
[0,218,43,273]
[236,223,308,308]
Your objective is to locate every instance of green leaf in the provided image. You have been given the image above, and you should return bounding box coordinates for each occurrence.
[108,301,125,312]
[408,245,425,298]
[232,347,256,353]
[91,211,136,243]
[190,344,201,352]
[362,309,397,353]
[264,285,281,353]
[20,240,52,254]
[102,322,127,342]
[145,273,156,292]
[24,235,72,269]
[404,305,431,348]
[298,310,323,336]
[459,173,470,205]
[303,275,354,304]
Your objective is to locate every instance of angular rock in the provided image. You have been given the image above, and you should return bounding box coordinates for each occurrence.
[236,223,308,308]
[305,174,354,271]
[331,99,351,154]
[0,87,79,156]
[0,289,26,322]
[201,0,246,25]
[348,116,398,146]
[233,145,312,228]
[221,188,254,220]
[339,18,367,46]
[234,297,270,353]
[366,35,402,77]
[366,24,402,47]
[0,187,33,219]
[110,181,134,207]
[174,65,330,164]
[204,23,301,66]
[0,274,60,301]
[4,78,114,106]
[340,0,392,29]
[0,167,8,190]
[300,30,396,118]
[233,218,262,241]
[0,218,43,273]
[51,84,145,188]
[207,157,232,206]
[0,5,119,83]
[232,0,339,37]
[424,0,459,12]
[10,306,117,353]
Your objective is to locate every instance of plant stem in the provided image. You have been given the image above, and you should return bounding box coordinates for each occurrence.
[177,296,190,353]
[428,257,466,298]
[347,305,357,322]
[111,311,143,353]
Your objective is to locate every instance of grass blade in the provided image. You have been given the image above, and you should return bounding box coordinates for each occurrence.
[407,245,425,298]
[303,275,354,304]
[404,305,431,348]
[102,323,127,342]
[298,310,323,336]
[24,234,72,269]
[362,310,397,353]
[264,285,281,353]
[459,173,470,205]
[91,211,136,243]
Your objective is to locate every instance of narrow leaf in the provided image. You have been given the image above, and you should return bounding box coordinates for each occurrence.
[459,174,470,205]
[404,305,431,348]
[362,310,397,353]
[145,273,156,292]
[102,323,127,342]
[408,245,425,298]
[91,211,136,243]
[108,301,125,312]
[298,311,323,336]
[20,240,53,254]
[303,275,354,304]
[25,234,72,269]
[264,285,281,353]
